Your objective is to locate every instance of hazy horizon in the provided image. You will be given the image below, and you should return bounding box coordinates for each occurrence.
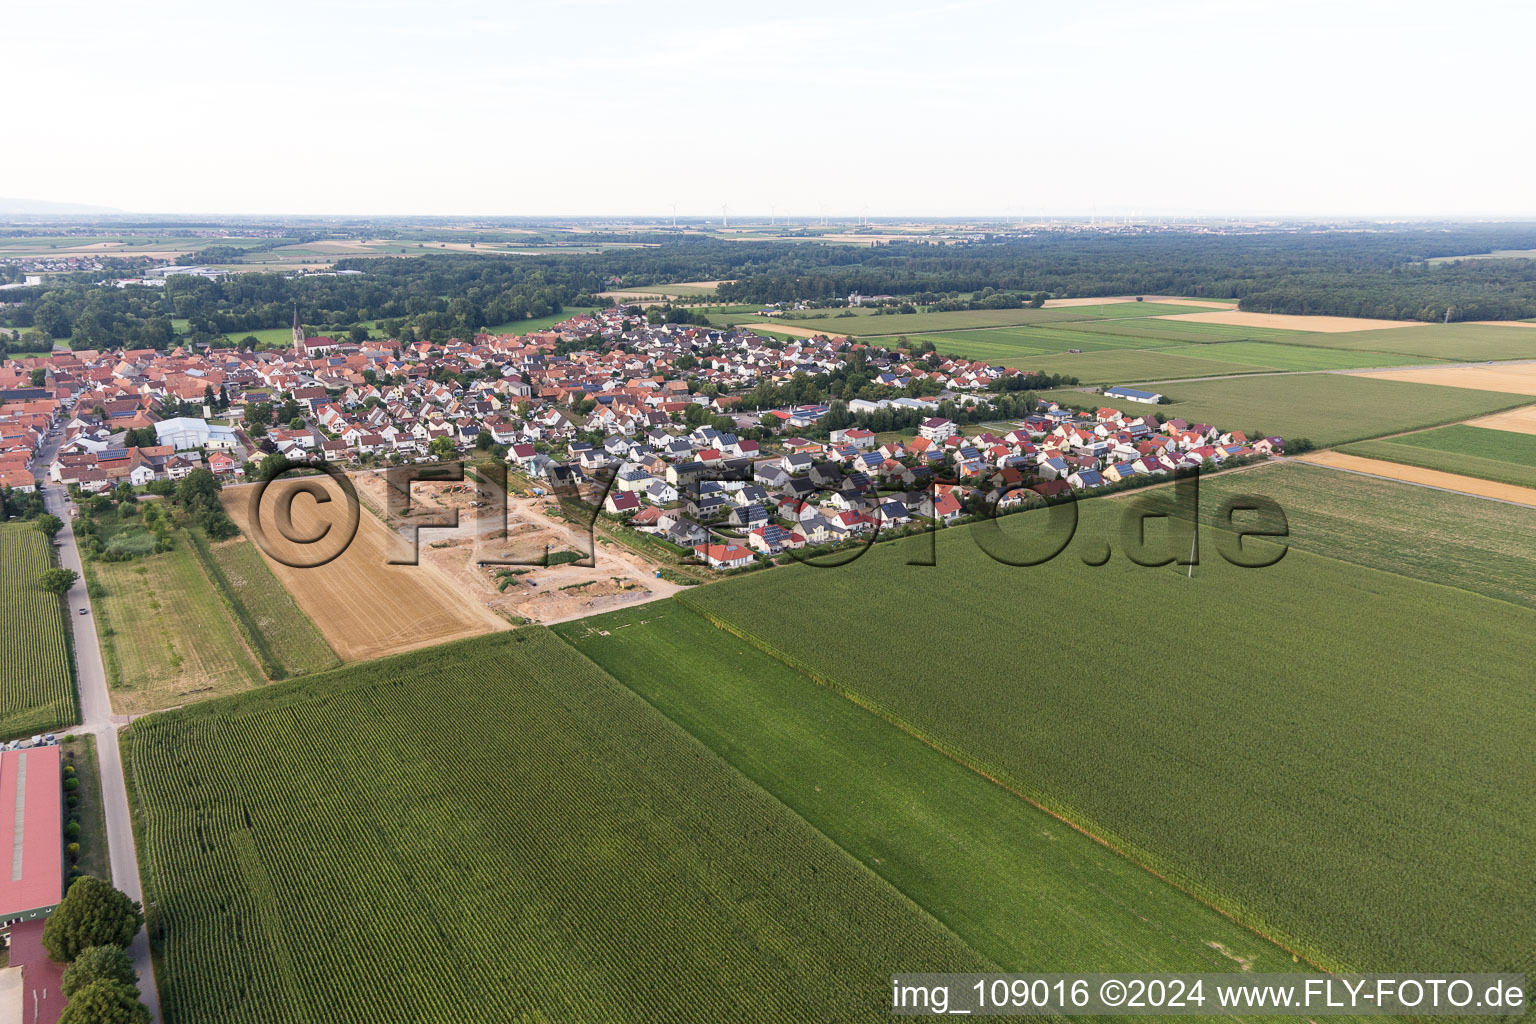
[7,0,1534,219]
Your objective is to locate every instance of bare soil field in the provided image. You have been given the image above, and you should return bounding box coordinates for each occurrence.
[1463,404,1536,434]
[351,471,682,625]
[1154,311,1421,332]
[1351,362,1536,395]
[222,478,507,661]
[1470,320,1536,329]
[1295,451,1536,507]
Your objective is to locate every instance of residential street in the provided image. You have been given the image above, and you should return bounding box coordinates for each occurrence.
[36,427,162,1023]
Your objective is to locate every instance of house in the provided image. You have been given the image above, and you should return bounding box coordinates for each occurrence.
[207,453,243,480]
[0,469,36,493]
[748,524,806,554]
[693,542,755,570]
[932,491,964,524]
[604,490,641,516]
[918,417,955,442]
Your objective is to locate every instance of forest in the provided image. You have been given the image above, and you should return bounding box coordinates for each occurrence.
[4,224,1536,349]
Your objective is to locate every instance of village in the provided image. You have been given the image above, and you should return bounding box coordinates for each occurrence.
[1,304,1283,576]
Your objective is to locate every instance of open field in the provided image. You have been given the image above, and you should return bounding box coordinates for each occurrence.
[1294,450,1536,507]
[1288,324,1536,361]
[1151,373,1533,445]
[748,302,1216,337]
[1155,310,1419,332]
[485,306,597,335]
[124,630,984,1024]
[1334,424,1536,489]
[558,606,1327,979]
[199,534,340,677]
[1048,316,1306,344]
[86,538,266,715]
[0,523,78,738]
[906,326,1180,363]
[681,503,1536,972]
[1043,295,1237,309]
[1352,360,1536,394]
[221,479,506,661]
[1193,460,1536,610]
[1012,348,1273,383]
[1465,404,1536,434]
[1163,341,1445,371]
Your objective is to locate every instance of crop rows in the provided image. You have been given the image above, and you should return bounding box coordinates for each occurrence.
[684,500,1536,974]
[0,523,78,737]
[124,630,984,1024]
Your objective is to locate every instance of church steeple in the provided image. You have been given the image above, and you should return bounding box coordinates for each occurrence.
[292,305,304,349]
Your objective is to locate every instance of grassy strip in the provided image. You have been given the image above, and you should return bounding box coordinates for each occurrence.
[184,528,286,680]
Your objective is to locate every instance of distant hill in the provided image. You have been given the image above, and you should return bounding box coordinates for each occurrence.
[0,196,123,215]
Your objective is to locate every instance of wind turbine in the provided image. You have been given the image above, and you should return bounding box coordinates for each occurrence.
[670,202,677,228]
[721,202,729,229]
[769,203,776,226]
[861,204,870,227]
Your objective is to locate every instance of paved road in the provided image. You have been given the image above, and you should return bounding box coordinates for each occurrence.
[36,429,162,1023]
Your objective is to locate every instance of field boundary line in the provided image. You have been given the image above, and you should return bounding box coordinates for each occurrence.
[184,528,288,681]
[671,594,1334,974]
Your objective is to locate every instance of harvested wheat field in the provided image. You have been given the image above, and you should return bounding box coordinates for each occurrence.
[1295,451,1536,507]
[1464,404,1536,434]
[222,478,507,661]
[1351,362,1536,395]
[1155,310,1420,332]
[1470,320,1536,329]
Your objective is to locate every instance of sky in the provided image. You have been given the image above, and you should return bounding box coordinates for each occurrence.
[5,0,1533,219]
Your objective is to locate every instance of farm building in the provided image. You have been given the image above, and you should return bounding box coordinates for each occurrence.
[0,746,63,928]
[154,417,239,452]
[1103,386,1164,404]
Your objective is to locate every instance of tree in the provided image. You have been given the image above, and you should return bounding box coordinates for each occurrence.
[61,945,137,998]
[35,513,63,540]
[174,469,222,515]
[29,368,46,387]
[42,876,144,962]
[58,979,150,1024]
[474,430,493,450]
[38,568,80,595]
[428,436,455,459]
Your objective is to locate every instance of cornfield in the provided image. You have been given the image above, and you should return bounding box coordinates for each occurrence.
[124,629,984,1024]
[684,500,1536,975]
[0,523,78,737]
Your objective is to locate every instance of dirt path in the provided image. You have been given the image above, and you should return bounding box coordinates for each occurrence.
[1293,451,1536,508]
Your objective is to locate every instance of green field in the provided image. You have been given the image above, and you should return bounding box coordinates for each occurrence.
[195,533,340,678]
[681,502,1536,973]
[85,538,266,715]
[125,630,985,1024]
[557,606,1328,980]
[1337,426,1536,489]
[741,302,1216,337]
[1275,323,1536,361]
[1191,460,1536,609]
[1046,317,1306,344]
[0,523,78,737]
[1152,373,1532,445]
[485,305,598,335]
[1162,341,1445,371]
[1013,348,1276,382]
